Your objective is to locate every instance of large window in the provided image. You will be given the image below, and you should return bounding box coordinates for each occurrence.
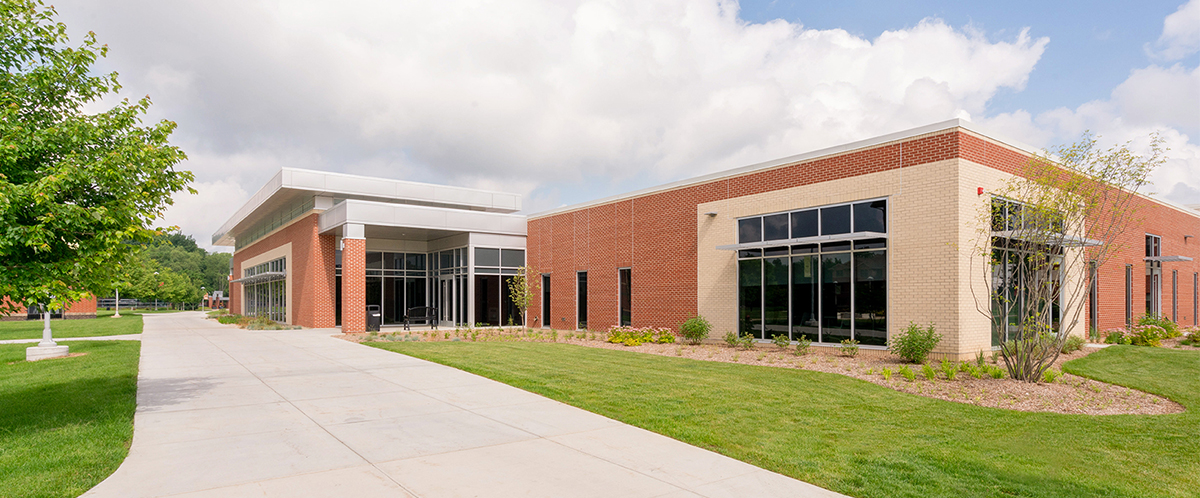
[737,199,887,244]
[1172,270,1179,322]
[473,247,525,326]
[1146,234,1162,317]
[990,239,1064,346]
[243,257,286,322]
[619,268,632,327]
[736,199,888,346]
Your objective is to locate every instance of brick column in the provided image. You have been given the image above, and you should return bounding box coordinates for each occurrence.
[341,233,366,333]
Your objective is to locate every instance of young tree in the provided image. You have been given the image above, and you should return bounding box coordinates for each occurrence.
[0,1,192,314]
[507,265,541,328]
[973,133,1164,382]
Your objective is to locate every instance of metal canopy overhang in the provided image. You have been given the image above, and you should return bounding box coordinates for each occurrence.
[716,231,888,251]
[230,272,286,285]
[991,230,1102,248]
[1145,255,1194,262]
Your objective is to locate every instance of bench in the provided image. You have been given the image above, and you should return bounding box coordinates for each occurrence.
[403,307,439,331]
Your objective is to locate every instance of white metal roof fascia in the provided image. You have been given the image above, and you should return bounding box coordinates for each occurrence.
[318,199,528,237]
[212,167,524,246]
[530,119,1045,220]
[715,231,888,251]
[1145,255,1194,262]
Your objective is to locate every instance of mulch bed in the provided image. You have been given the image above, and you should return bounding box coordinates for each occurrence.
[342,330,1186,416]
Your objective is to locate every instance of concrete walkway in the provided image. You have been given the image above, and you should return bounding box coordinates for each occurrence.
[0,334,141,345]
[84,312,844,498]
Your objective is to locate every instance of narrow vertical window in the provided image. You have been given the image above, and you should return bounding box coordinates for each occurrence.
[1194,272,1198,326]
[577,272,588,330]
[618,268,632,327]
[763,256,789,340]
[541,274,551,329]
[738,260,762,337]
[1172,270,1178,323]
[791,253,818,342]
[1088,261,1098,333]
[1125,264,1133,328]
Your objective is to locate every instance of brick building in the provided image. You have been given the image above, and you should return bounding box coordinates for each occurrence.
[526,119,1199,359]
[1,296,97,321]
[214,120,1198,359]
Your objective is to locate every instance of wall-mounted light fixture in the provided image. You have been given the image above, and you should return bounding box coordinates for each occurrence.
[703,211,718,217]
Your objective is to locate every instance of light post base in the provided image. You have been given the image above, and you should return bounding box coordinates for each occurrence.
[27,345,69,361]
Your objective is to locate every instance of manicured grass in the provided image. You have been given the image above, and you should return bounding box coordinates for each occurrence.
[0,314,142,341]
[369,341,1199,498]
[0,341,140,498]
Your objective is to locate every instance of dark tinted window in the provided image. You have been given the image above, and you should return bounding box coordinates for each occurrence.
[405,253,425,270]
[738,249,763,259]
[854,238,887,250]
[475,248,500,267]
[763,246,789,257]
[501,249,525,267]
[821,205,851,235]
[791,243,818,254]
[822,241,852,252]
[366,252,383,269]
[853,200,887,233]
[738,218,762,243]
[385,252,403,269]
[790,210,819,238]
[763,214,789,241]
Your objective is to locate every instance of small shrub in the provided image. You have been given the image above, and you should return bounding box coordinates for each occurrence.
[1138,313,1180,338]
[679,315,712,345]
[793,335,812,356]
[217,314,242,325]
[987,365,1005,379]
[1061,335,1085,354]
[622,337,640,347]
[1182,328,1200,346]
[1131,325,1166,347]
[723,331,740,348]
[968,365,984,379]
[899,365,916,382]
[772,334,790,349]
[921,363,937,381]
[890,322,942,363]
[975,351,986,367]
[840,339,859,357]
[881,368,893,381]
[738,332,756,350]
[940,359,958,380]
[1042,368,1062,383]
[1104,328,1132,345]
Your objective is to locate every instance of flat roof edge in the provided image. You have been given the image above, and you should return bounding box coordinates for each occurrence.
[529,119,1045,219]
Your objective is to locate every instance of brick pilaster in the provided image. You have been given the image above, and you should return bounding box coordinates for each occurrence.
[341,237,366,333]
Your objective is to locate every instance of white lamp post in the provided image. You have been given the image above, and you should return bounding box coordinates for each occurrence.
[200,286,205,311]
[113,287,121,318]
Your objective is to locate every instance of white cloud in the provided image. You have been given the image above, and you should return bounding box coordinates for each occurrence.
[48,0,1197,247]
[1150,0,1200,60]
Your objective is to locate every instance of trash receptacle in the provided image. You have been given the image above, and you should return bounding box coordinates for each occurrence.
[366,305,382,332]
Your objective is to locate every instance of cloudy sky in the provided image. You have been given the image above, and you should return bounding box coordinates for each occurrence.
[53,0,1200,252]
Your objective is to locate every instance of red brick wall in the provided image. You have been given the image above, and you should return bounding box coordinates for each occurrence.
[528,128,1200,334]
[1,295,95,320]
[231,213,337,328]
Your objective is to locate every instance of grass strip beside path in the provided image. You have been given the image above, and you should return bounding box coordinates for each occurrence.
[0,341,140,498]
[368,341,1199,498]
[0,314,142,341]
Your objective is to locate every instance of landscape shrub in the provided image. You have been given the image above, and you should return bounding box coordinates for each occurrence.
[898,365,916,382]
[940,359,958,380]
[1138,313,1180,338]
[987,365,1006,379]
[1182,327,1200,346]
[216,314,241,324]
[1130,325,1165,347]
[881,368,892,381]
[1104,328,1130,345]
[723,331,740,348]
[793,335,812,356]
[890,322,942,363]
[1042,369,1062,383]
[1061,335,1086,354]
[922,363,937,381]
[606,326,674,346]
[839,339,859,357]
[737,332,755,350]
[771,334,790,349]
[678,315,711,345]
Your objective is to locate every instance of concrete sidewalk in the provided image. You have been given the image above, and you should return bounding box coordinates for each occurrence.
[84,312,844,498]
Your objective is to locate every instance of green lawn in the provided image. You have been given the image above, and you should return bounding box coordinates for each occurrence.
[0,314,142,341]
[0,341,140,498]
[368,341,1199,498]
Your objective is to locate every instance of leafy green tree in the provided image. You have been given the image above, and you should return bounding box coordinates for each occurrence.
[0,1,192,314]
